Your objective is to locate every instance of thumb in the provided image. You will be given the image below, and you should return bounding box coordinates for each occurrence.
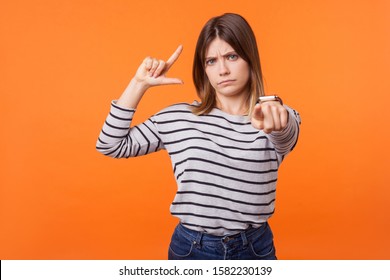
[160,77,184,85]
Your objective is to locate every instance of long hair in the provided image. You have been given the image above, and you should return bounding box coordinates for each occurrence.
[192,13,265,116]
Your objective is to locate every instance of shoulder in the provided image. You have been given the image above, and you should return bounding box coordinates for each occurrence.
[152,101,200,119]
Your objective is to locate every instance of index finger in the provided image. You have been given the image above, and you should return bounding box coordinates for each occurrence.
[166,45,183,70]
[252,103,264,121]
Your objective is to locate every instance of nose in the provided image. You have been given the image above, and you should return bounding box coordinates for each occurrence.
[219,60,230,76]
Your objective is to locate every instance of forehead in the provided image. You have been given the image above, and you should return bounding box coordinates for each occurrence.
[205,37,235,56]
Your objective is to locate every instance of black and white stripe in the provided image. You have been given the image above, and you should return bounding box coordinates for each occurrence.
[96,101,301,236]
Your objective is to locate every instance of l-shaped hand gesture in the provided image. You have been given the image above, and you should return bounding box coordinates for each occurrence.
[134,45,184,88]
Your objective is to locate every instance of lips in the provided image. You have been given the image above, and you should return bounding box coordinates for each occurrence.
[217,79,235,85]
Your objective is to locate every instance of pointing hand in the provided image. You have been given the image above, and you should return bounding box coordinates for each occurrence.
[251,99,289,133]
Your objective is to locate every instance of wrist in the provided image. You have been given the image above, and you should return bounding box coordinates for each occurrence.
[116,78,148,109]
[130,77,150,93]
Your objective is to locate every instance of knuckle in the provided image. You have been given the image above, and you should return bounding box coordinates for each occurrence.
[263,124,272,132]
[144,56,153,63]
[261,103,272,112]
[151,60,159,69]
[159,60,166,68]
[278,106,286,113]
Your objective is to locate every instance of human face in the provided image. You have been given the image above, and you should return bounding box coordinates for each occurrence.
[204,37,250,100]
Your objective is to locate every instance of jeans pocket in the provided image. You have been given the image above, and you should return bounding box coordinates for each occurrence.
[248,224,276,259]
[168,228,195,259]
[249,240,275,259]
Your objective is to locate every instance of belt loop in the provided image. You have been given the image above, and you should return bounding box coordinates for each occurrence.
[194,231,203,249]
[240,230,248,247]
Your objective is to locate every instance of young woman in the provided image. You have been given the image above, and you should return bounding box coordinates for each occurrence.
[96,13,301,260]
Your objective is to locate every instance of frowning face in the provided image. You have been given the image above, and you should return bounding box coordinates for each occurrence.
[205,37,251,100]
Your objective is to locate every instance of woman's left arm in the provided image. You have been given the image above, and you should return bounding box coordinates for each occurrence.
[251,101,301,156]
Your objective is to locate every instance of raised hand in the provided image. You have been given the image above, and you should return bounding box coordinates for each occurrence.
[117,45,184,109]
[134,45,184,88]
[251,100,289,133]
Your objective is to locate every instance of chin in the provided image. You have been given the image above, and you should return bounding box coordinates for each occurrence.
[217,89,246,97]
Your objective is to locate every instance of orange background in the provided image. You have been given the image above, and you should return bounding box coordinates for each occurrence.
[1,0,389,259]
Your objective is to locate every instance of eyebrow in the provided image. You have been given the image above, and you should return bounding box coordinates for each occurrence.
[205,51,237,60]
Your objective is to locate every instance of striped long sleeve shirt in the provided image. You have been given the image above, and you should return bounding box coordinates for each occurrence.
[96,101,301,236]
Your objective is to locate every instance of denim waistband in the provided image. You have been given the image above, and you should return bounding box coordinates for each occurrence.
[177,223,268,247]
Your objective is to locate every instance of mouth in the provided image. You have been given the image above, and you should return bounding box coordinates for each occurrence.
[217,79,235,85]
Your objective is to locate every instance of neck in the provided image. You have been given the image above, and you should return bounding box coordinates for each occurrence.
[215,94,249,115]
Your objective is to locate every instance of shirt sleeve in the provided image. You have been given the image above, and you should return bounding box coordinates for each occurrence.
[96,101,164,158]
[267,105,301,158]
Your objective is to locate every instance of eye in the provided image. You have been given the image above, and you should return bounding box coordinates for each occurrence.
[205,58,216,65]
[227,54,238,61]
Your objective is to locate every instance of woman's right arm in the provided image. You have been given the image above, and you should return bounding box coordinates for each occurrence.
[96,45,183,158]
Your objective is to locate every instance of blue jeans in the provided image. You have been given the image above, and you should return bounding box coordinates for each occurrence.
[168,223,277,260]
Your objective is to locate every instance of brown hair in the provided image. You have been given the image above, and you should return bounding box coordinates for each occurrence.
[192,13,265,116]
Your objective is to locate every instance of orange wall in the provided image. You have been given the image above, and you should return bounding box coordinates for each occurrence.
[1,0,389,259]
